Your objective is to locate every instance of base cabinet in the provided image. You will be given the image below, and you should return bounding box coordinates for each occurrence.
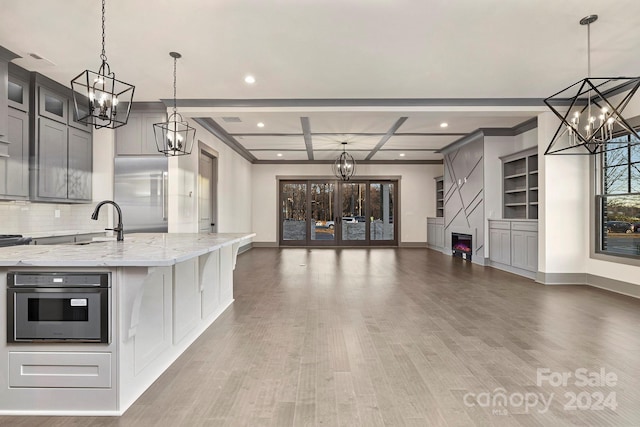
[489,219,538,278]
[131,267,172,375]
[511,229,538,272]
[200,250,220,319]
[173,258,200,345]
[427,217,445,251]
[0,236,249,416]
[488,222,511,265]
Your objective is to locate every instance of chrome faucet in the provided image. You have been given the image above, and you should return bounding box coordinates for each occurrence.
[91,200,124,241]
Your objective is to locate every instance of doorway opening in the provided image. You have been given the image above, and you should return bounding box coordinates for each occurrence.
[198,143,218,233]
[279,179,398,246]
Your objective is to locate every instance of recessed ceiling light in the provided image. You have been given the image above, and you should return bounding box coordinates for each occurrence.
[257,122,265,128]
[277,153,283,157]
[399,153,406,157]
[440,122,449,128]
[244,75,256,84]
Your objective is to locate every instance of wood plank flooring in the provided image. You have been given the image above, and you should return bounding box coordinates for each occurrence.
[2,247,640,426]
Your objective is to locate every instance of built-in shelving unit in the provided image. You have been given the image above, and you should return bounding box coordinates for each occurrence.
[435,176,444,217]
[501,147,538,219]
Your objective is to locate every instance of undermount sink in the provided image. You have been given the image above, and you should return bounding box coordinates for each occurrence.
[73,240,110,246]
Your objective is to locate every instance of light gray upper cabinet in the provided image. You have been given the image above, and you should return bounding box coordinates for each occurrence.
[36,117,68,199]
[1,61,29,199]
[28,72,93,203]
[34,118,92,202]
[0,47,18,143]
[7,76,29,112]
[115,109,166,156]
[67,127,92,201]
[0,108,29,199]
[38,86,68,124]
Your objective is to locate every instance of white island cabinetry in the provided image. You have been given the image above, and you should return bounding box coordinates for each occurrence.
[0,233,253,416]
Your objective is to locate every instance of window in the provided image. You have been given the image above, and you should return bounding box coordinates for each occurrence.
[597,134,640,257]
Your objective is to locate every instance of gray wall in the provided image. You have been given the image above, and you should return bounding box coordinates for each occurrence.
[443,134,485,264]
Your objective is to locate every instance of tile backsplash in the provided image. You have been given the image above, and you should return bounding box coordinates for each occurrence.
[0,201,107,235]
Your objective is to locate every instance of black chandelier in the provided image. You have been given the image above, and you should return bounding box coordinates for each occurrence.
[71,0,135,130]
[333,142,356,181]
[544,15,640,155]
[153,52,196,157]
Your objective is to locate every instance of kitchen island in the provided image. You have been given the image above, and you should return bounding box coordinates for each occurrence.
[0,232,254,416]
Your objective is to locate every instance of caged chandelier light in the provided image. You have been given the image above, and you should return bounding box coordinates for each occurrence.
[332,142,356,181]
[153,52,196,157]
[71,0,135,129]
[544,14,640,155]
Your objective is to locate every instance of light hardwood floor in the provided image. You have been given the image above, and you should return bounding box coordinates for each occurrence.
[2,248,640,426]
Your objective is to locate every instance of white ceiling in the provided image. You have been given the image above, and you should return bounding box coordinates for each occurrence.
[2,0,640,162]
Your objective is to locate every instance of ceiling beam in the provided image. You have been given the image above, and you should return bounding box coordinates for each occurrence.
[174,98,546,108]
[193,117,257,163]
[253,160,443,165]
[300,117,314,160]
[365,117,408,160]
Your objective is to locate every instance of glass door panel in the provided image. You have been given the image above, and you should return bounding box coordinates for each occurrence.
[370,182,396,243]
[340,182,367,242]
[281,182,307,244]
[279,179,398,246]
[310,182,336,243]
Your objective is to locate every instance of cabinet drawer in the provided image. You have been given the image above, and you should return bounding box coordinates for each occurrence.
[511,221,538,232]
[9,352,112,388]
[488,220,511,230]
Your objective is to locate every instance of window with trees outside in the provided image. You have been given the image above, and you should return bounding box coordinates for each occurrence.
[597,133,640,257]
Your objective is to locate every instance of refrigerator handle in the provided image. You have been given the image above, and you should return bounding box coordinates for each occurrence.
[162,171,168,221]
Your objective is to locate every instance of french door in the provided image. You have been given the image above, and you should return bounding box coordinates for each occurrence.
[279,179,397,246]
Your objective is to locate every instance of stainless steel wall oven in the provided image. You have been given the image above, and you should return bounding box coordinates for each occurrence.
[7,272,111,343]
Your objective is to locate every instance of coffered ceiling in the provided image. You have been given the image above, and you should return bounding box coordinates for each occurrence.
[191,109,538,162]
[2,0,640,162]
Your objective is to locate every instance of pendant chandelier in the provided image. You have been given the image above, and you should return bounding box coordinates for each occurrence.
[153,52,196,157]
[544,15,640,155]
[333,142,356,181]
[71,0,135,129]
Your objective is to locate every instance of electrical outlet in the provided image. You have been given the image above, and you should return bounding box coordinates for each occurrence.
[54,209,60,218]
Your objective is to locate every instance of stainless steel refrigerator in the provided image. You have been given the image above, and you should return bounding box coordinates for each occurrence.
[114,156,168,233]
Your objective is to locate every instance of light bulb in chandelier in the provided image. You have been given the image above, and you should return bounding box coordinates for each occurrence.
[166,127,185,151]
[565,104,621,147]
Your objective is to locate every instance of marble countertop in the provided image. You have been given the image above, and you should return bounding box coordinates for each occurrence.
[0,233,255,267]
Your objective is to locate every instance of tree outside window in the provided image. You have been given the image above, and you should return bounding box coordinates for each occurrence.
[599,135,640,256]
